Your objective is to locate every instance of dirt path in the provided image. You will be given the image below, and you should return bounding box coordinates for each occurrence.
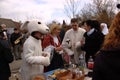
[9,60,22,80]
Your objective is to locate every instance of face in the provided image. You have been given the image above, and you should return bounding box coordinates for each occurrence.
[1,25,7,31]
[53,28,61,36]
[34,31,43,39]
[84,23,91,32]
[71,22,78,31]
[100,25,104,31]
[14,29,19,33]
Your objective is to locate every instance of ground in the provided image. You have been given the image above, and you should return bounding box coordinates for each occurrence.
[9,59,22,80]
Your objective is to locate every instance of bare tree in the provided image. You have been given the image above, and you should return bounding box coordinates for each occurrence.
[64,0,81,19]
[80,0,118,26]
[80,4,95,20]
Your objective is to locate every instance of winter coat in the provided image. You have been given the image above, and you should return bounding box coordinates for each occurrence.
[92,47,120,80]
[21,36,50,80]
[0,32,11,49]
[10,32,22,47]
[0,42,13,79]
[81,30,104,62]
[42,34,64,71]
[62,28,86,64]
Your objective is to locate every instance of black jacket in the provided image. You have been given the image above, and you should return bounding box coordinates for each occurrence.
[0,42,13,78]
[92,47,120,80]
[10,32,22,47]
[81,30,104,62]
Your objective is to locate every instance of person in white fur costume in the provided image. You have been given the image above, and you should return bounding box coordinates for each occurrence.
[20,20,50,80]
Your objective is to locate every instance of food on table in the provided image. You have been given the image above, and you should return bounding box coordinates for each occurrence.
[49,69,85,80]
[32,75,46,80]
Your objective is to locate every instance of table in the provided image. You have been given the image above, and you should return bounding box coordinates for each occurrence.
[44,68,92,80]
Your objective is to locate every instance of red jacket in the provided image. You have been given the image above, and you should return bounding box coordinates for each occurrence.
[42,34,61,49]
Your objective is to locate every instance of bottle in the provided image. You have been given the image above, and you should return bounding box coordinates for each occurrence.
[87,56,94,70]
[79,53,86,67]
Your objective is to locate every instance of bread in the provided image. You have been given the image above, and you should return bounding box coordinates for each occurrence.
[56,70,85,80]
[32,75,46,80]
[48,69,67,79]
[56,70,72,80]
[49,69,85,80]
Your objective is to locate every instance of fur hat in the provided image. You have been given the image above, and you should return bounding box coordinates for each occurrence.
[20,20,49,34]
[100,23,109,35]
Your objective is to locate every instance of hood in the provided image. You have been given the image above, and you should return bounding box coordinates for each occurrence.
[20,20,49,34]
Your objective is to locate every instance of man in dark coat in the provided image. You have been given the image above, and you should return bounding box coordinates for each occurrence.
[0,43,13,80]
[10,28,22,60]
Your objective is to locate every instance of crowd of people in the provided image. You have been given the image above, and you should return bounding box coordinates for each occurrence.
[1,11,120,80]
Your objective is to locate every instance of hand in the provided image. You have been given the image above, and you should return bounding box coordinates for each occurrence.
[55,46,63,51]
[42,53,48,57]
[3,36,8,40]
[80,38,85,46]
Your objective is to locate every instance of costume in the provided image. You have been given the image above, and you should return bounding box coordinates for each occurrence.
[20,20,50,80]
[62,28,86,64]
[93,47,120,80]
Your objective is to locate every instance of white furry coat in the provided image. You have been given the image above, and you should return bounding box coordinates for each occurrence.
[21,36,50,80]
[62,28,85,64]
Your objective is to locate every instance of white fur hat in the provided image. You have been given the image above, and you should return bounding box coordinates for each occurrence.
[101,23,109,35]
[20,20,49,34]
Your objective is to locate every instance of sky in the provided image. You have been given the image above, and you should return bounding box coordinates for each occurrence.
[0,0,90,24]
